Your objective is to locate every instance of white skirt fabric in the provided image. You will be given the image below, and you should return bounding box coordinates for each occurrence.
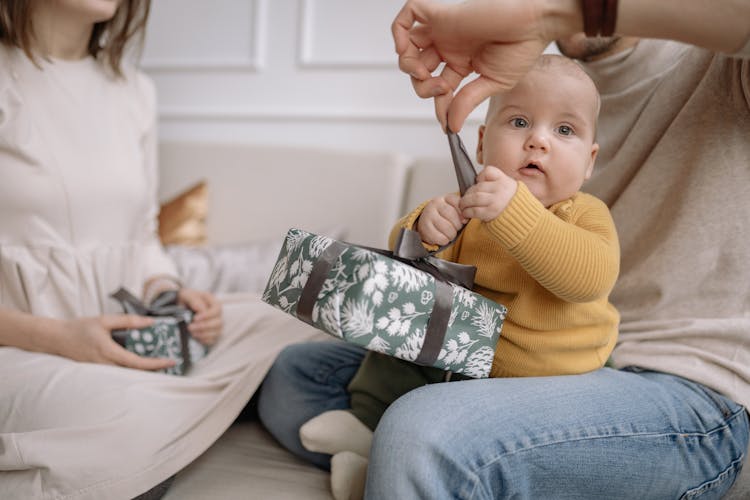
[0,293,323,500]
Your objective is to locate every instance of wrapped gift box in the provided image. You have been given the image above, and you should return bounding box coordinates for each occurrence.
[262,228,507,378]
[110,288,206,375]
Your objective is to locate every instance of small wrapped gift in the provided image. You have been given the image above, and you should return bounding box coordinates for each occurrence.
[262,228,507,378]
[110,288,207,375]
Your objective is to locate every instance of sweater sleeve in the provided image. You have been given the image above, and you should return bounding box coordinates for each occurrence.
[483,183,620,303]
[134,72,180,284]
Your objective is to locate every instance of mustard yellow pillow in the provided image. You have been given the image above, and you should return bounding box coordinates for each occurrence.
[158,181,208,246]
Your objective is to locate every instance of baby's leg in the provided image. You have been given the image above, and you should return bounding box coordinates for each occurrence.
[299,409,373,457]
[300,410,372,500]
[330,451,368,500]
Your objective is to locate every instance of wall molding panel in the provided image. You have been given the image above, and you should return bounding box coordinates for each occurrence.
[297,0,401,69]
[141,0,267,72]
[143,1,495,157]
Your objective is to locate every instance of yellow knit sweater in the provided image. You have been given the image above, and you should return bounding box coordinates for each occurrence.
[390,182,620,378]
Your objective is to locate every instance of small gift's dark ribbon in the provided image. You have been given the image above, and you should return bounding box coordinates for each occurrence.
[110,287,193,373]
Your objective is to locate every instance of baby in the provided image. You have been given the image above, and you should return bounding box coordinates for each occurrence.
[301,54,620,500]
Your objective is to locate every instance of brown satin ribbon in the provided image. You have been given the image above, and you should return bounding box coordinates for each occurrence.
[296,240,347,325]
[414,279,454,366]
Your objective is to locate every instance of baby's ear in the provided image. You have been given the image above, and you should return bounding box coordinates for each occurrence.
[585,142,599,180]
[476,125,486,164]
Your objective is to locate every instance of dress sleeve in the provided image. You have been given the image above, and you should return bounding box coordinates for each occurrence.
[134,71,180,284]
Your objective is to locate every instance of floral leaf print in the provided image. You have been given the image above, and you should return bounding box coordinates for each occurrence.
[266,255,288,294]
[471,302,501,338]
[362,260,389,307]
[341,299,374,338]
[394,327,424,362]
[366,335,391,354]
[377,304,426,338]
[439,332,478,368]
[351,247,378,263]
[309,235,334,258]
[286,229,307,254]
[454,286,478,309]
[315,291,343,338]
[390,263,430,292]
[462,346,496,378]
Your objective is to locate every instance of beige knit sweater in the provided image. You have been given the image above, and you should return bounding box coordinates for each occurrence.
[582,38,750,407]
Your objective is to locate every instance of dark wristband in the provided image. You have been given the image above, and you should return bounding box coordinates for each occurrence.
[601,0,618,36]
[581,0,618,37]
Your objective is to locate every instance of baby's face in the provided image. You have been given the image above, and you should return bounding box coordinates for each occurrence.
[479,67,599,208]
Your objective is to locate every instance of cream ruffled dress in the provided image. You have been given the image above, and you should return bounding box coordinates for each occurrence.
[0,46,319,499]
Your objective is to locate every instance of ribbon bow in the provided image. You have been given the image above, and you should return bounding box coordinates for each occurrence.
[391,228,476,290]
[110,287,192,322]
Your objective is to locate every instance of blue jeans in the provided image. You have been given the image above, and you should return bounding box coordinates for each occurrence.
[257,341,749,499]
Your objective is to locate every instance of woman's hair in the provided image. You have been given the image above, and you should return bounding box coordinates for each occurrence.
[0,0,151,76]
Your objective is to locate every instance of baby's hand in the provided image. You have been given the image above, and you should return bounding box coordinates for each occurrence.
[460,166,517,222]
[416,193,467,245]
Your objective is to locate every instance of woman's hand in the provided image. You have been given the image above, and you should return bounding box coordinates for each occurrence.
[392,0,573,132]
[178,288,223,346]
[460,166,518,222]
[417,192,467,246]
[59,315,176,370]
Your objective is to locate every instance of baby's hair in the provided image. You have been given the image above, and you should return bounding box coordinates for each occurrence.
[0,0,151,77]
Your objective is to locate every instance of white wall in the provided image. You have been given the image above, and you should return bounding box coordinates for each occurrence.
[141,0,486,159]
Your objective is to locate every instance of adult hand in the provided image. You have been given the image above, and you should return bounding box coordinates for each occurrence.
[178,288,223,346]
[460,166,518,221]
[392,0,574,132]
[59,315,176,370]
[417,192,467,246]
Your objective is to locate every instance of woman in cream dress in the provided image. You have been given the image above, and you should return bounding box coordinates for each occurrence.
[0,1,316,498]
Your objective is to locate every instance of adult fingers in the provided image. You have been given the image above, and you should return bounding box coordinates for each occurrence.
[410,74,451,99]
[100,314,153,331]
[418,45,444,73]
[180,290,211,314]
[189,317,223,335]
[435,63,470,132]
[447,76,505,133]
[192,296,222,323]
[392,0,431,80]
[104,340,175,371]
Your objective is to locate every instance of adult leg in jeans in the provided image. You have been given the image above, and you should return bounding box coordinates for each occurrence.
[257,340,366,470]
[366,368,749,500]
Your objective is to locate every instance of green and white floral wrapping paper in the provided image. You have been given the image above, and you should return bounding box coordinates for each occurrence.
[262,228,507,378]
[110,287,206,376]
[113,318,206,376]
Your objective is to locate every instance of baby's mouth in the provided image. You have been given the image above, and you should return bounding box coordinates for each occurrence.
[520,162,544,175]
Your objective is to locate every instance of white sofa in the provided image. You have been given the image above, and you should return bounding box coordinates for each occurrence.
[155,141,749,500]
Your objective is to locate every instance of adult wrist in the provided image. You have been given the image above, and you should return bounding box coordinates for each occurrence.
[33,316,68,356]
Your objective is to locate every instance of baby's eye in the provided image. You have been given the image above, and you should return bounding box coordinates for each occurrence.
[556,125,575,136]
[510,117,529,128]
